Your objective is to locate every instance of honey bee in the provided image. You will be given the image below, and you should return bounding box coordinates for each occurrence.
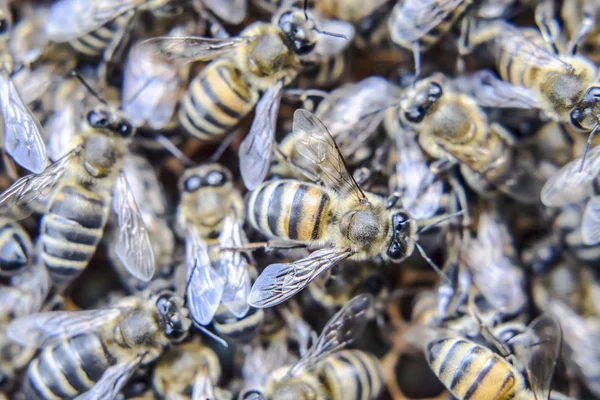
[176,164,254,328]
[388,0,472,75]
[0,94,155,287]
[148,0,352,189]
[7,291,191,399]
[247,109,461,308]
[0,217,32,277]
[152,339,231,400]
[0,0,47,174]
[397,75,544,203]
[541,144,600,246]
[425,314,562,400]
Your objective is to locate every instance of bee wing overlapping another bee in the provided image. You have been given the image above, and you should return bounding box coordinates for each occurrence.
[0,148,79,219]
[186,224,224,325]
[449,70,542,109]
[74,355,146,400]
[0,264,51,319]
[0,70,47,173]
[287,294,372,377]
[312,17,355,57]
[217,211,250,318]
[147,36,255,62]
[512,314,562,400]
[112,172,156,282]
[388,0,466,43]
[44,0,138,42]
[541,145,600,207]
[240,80,284,190]
[248,248,353,308]
[6,308,123,348]
[203,0,247,25]
[294,109,367,203]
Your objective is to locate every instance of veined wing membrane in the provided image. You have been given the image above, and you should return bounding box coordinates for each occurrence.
[144,36,255,62]
[74,355,145,400]
[248,247,353,308]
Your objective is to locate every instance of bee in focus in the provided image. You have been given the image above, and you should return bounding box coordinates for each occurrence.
[396,74,544,203]
[242,294,382,400]
[152,339,231,400]
[148,0,353,189]
[0,85,155,288]
[424,313,563,400]
[7,291,191,399]
[247,109,457,308]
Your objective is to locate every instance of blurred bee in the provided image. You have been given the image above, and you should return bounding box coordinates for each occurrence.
[0,89,156,287]
[148,0,353,189]
[42,0,185,82]
[176,164,256,331]
[152,339,231,400]
[108,153,175,292]
[192,0,248,25]
[0,217,33,277]
[0,0,47,173]
[7,291,191,399]
[243,294,382,400]
[542,144,600,247]
[425,313,562,400]
[396,75,544,203]
[247,110,460,308]
[388,0,472,75]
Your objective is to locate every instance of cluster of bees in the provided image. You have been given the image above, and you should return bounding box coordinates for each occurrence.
[3,0,600,399]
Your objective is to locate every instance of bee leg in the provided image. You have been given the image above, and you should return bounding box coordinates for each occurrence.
[566,4,595,55]
[429,159,456,175]
[466,293,512,357]
[282,89,328,112]
[455,15,472,74]
[411,42,421,80]
[225,241,309,253]
[534,0,560,54]
[448,173,471,229]
[274,145,323,185]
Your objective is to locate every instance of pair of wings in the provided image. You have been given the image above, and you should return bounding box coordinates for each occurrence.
[541,145,600,245]
[0,148,156,282]
[0,68,47,173]
[248,109,370,308]
[185,212,251,326]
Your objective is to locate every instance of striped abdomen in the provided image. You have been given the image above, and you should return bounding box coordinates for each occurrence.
[319,350,383,400]
[247,180,331,242]
[0,218,32,276]
[427,337,524,400]
[179,58,259,141]
[69,12,132,57]
[302,54,346,88]
[41,184,110,284]
[24,333,115,400]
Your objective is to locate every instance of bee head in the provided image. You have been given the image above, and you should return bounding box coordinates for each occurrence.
[277,9,317,55]
[386,211,417,263]
[571,86,600,131]
[402,81,443,124]
[156,292,191,343]
[178,163,232,193]
[86,106,135,139]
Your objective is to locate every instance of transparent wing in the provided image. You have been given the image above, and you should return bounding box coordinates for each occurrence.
[6,264,51,318]
[74,355,144,400]
[248,248,352,308]
[185,225,224,325]
[6,308,123,348]
[0,71,47,173]
[450,70,542,109]
[513,315,562,400]
[216,212,250,318]
[317,77,400,148]
[582,195,600,245]
[45,101,80,162]
[541,145,600,207]
[389,0,466,42]
[112,172,156,282]
[288,293,372,376]
[240,80,283,190]
[0,149,79,219]
[314,18,355,56]
[122,41,180,129]
[294,109,367,202]
[45,0,137,41]
[144,36,255,62]
[203,0,247,25]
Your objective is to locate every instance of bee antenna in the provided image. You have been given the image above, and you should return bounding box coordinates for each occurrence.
[123,77,157,109]
[303,0,309,21]
[417,210,465,234]
[69,70,107,105]
[578,121,600,172]
[313,27,349,40]
[153,133,196,166]
[415,242,450,284]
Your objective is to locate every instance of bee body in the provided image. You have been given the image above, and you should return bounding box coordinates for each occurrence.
[0,218,32,276]
[69,13,133,57]
[318,350,383,400]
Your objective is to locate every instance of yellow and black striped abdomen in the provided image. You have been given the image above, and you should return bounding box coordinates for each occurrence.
[41,184,110,284]
[69,14,131,57]
[247,180,331,242]
[179,58,259,141]
[427,337,523,400]
[319,350,383,400]
[23,333,115,400]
